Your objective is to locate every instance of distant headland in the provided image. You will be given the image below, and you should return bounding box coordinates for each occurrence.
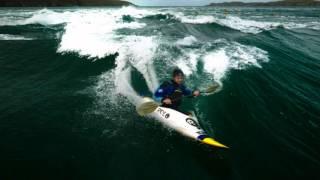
[208,0,320,7]
[0,0,133,7]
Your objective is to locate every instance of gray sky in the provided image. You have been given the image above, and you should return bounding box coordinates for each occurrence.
[129,0,278,6]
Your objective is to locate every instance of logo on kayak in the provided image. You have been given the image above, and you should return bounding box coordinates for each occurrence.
[157,108,170,119]
[186,118,200,129]
[165,113,170,119]
[196,131,205,135]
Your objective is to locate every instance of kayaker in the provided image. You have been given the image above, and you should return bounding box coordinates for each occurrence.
[154,68,200,110]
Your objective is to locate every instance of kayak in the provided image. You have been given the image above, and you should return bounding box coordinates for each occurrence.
[140,97,228,148]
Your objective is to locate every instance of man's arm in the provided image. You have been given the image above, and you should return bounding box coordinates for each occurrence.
[154,81,170,102]
[154,88,165,102]
[182,85,200,97]
[181,85,193,96]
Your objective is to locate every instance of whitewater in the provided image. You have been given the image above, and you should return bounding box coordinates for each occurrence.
[0,6,319,180]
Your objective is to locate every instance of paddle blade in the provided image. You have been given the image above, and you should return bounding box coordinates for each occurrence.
[203,82,220,94]
[136,101,159,116]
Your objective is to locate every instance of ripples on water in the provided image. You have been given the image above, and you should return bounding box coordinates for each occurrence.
[0,6,319,180]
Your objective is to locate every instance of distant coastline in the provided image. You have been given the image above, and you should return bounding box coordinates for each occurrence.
[0,0,133,7]
[208,0,320,7]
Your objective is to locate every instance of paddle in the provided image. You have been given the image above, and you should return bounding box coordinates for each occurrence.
[199,82,220,94]
[136,83,221,116]
[136,100,160,116]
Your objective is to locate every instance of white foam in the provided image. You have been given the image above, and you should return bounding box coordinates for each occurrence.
[177,14,216,24]
[0,17,23,26]
[229,43,269,69]
[283,21,320,30]
[176,60,193,76]
[203,49,230,81]
[188,51,199,70]
[175,50,200,77]
[173,13,319,34]
[200,15,320,34]
[0,9,74,26]
[82,33,159,107]
[33,8,270,109]
[68,34,159,106]
[176,35,197,46]
[0,10,35,26]
[202,42,269,81]
[57,10,146,58]
[0,7,318,35]
[92,68,139,128]
[41,7,161,110]
[0,34,33,40]
[0,7,271,111]
[0,7,153,26]
[24,9,73,25]
[117,35,159,92]
[172,13,280,33]
[94,36,159,107]
[217,16,280,34]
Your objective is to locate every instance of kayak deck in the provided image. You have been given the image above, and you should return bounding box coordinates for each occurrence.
[139,98,228,149]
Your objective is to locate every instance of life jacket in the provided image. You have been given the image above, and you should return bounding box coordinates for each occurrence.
[160,80,184,109]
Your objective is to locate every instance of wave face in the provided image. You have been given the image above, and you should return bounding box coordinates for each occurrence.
[0,6,319,180]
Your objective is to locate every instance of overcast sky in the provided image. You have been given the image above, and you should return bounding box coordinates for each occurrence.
[129,0,278,6]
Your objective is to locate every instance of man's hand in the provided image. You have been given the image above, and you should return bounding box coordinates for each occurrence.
[162,98,172,105]
[193,90,200,97]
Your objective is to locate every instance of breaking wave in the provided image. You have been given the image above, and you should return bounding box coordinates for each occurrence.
[0,34,33,40]
[1,6,316,108]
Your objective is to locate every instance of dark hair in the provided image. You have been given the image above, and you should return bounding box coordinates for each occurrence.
[172,68,184,77]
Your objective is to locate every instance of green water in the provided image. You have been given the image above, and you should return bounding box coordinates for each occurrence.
[0,6,319,180]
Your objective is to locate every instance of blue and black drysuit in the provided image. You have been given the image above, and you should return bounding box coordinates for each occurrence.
[154,80,193,110]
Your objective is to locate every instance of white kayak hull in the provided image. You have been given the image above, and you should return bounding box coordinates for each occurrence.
[141,97,228,148]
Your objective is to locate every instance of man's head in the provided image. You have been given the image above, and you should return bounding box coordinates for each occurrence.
[172,68,185,85]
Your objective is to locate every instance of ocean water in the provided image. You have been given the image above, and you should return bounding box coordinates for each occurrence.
[0,6,319,180]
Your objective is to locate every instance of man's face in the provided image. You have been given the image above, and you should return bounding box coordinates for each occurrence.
[173,75,184,85]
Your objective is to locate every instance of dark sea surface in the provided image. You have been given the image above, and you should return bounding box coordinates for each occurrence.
[0,6,319,180]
